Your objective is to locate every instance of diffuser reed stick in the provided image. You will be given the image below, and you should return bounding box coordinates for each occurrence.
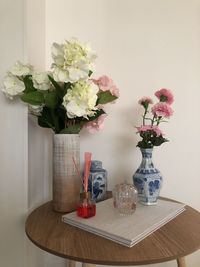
[83,152,92,192]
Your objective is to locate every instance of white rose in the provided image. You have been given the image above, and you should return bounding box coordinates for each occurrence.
[62,81,98,118]
[9,61,33,76]
[32,71,51,90]
[2,74,25,99]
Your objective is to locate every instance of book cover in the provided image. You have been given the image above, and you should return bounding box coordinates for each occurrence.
[62,198,185,247]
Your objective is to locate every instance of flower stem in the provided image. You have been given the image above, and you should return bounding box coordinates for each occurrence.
[143,109,148,125]
[50,109,59,133]
[151,115,156,126]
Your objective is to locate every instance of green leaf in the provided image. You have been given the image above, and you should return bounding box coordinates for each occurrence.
[21,91,44,105]
[38,107,55,130]
[45,90,59,108]
[48,75,72,98]
[50,108,60,133]
[38,107,60,133]
[23,75,36,93]
[63,82,71,95]
[48,75,62,91]
[88,70,93,77]
[97,91,118,104]
[59,125,82,134]
[87,109,106,122]
[153,136,168,146]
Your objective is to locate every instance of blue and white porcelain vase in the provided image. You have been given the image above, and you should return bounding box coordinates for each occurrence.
[133,148,163,205]
[88,160,107,201]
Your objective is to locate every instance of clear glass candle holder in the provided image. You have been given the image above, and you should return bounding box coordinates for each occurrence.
[113,182,138,215]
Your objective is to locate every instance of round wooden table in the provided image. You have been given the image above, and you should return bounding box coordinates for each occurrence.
[25,198,200,267]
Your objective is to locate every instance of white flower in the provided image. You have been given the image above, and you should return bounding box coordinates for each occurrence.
[9,61,33,76]
[52,66,69,83]
[51,38,97,83]
[2,74,25,99]
[51,43,65,67]
[28,104,44,115]
[32,71,51,90]
[63,81,98,118]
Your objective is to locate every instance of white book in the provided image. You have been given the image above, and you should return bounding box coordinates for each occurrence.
[62,198,185,247]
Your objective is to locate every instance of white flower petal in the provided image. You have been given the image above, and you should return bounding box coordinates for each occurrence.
[2,74,25,98]
[51,39,96,82]
[68,67,88,82]
[51,43,64,67]
[28,104,44,115]
[52,67,69,83]
[62,81,98,118]
[32,71,51,91]
[10,61,33,76]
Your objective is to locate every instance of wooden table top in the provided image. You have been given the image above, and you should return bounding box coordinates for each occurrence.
[25,197,200,266]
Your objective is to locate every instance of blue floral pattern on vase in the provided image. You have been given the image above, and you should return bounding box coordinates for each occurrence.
[88,160,107,201]
[133,148,163,205]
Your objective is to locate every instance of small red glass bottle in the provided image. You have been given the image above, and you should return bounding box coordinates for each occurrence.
[77,192,96,218]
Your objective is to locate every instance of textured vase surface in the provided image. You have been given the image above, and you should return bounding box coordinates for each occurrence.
[133,148,163,205]
[53,134,81,212]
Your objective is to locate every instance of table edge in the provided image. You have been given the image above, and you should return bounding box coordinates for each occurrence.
[25,198,200,265]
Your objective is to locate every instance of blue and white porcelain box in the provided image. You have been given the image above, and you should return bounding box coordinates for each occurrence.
[88,160,107,201]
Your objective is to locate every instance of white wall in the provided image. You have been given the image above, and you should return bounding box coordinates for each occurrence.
[1,0,200,267]
[25,1,64,266]
[45,0,200,267]
[0,0,28,267]
[46,0,200,207]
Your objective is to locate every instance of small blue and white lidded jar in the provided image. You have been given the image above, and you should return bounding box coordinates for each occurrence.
[88,160,107,201]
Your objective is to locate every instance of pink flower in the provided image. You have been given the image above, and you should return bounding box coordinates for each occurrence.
[138,96,153,105]
[155,88,174,105]
[84,114,108,134]
[136,125,163,136]
[92,75,119,97]
[152,102,173,118]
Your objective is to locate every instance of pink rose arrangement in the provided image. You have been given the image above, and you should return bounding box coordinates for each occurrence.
[136,88,174,148]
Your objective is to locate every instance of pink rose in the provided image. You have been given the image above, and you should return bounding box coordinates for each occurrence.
[152,102,173,118]
[136,125,163,136]
[92,75,119,97]
[155,88,174,105]
[138,96,153,105]
[84,114,108,134]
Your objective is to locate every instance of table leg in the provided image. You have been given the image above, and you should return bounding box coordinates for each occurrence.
[177,257,186,267]
[82,263,96,267]
[68,260,76,267]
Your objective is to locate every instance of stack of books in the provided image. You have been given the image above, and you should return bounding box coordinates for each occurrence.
[62,198,185,247]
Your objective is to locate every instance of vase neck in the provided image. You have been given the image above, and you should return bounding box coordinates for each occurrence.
[140,148,153,158]
[140,148,154,169]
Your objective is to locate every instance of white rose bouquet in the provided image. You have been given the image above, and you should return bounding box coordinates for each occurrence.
[2,38,119,134]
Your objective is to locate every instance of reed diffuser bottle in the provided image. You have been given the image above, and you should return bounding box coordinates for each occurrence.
[76,152,96,218]
[77,191,96,218]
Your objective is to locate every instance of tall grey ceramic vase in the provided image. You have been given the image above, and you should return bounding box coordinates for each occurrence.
[133,148,163,205]
[53,134,81,212]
